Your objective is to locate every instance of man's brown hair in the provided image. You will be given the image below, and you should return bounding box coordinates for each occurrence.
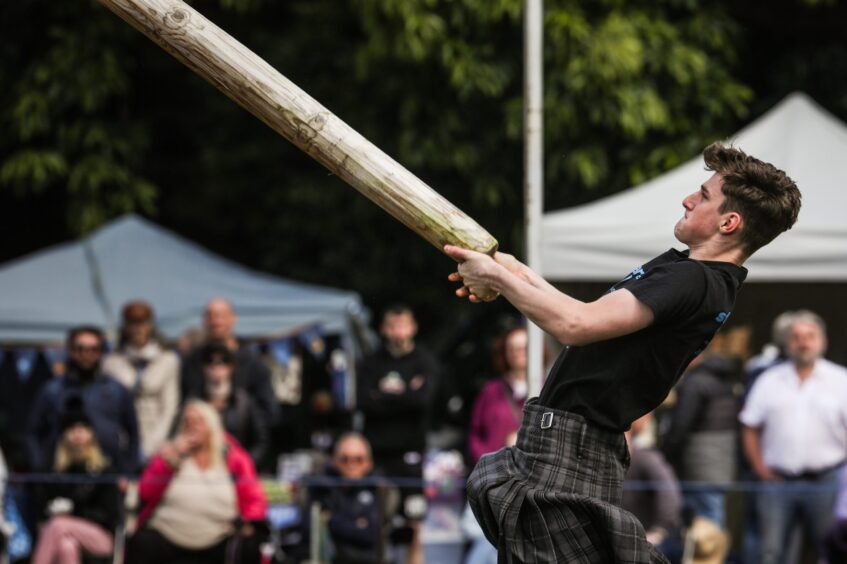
[704,142,801,257]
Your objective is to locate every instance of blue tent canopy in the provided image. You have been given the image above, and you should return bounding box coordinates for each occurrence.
[0,214,366,344]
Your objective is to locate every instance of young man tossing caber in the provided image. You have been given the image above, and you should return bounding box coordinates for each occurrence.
[445,143,802,563]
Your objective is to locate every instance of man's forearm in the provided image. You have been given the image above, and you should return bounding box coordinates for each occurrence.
[447,245,653,345]
[741,426,775,479]
[494,271,588,345]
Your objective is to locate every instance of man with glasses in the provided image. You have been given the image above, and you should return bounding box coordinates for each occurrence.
[310,433,398,564]
[28,326,140,473]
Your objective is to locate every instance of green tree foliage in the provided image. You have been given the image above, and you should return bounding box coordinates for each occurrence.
[0,1,158,233]
[1,0,846,335]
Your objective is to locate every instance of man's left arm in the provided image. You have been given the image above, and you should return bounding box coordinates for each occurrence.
[373,361,435,412]
[445,246,654,346]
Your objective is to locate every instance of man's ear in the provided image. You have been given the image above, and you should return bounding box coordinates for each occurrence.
[720,211,743,235]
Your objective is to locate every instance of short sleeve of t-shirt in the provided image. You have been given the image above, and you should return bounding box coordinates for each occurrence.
[738,377,768,428]
[624,261,707,325]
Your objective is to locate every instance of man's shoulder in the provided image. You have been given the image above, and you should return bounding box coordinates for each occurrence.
[816,358,847,380]
[410,344,439,364]
[155,348,181,366]
[754,361,794,384]
[630,251,709,289]
[94,373,133,396]
[101,352,128,368]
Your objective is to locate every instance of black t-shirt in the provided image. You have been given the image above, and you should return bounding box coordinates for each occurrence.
[357,345,439,454]
[537,249,747,432]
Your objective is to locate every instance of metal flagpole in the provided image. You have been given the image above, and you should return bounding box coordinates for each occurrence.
[524,0,545,396]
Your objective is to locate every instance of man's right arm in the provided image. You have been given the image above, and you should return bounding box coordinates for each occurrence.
[445,245,654,346]
[741,425,779,481]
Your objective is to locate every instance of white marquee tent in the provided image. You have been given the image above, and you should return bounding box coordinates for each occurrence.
[540,92,847,282]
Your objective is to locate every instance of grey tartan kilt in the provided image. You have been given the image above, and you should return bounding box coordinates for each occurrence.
[467,398,670,564]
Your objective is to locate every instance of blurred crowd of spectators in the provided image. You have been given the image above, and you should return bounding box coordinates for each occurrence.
[1,298,279,564]
[2,300,847,564]
[620,309,847,564]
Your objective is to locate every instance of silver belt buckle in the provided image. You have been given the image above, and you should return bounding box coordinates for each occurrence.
[540,412,554,429]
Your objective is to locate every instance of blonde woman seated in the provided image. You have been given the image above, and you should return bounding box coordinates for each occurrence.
[126,399,268,564]
[32,399,121,564]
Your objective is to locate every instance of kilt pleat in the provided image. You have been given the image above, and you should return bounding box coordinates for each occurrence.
[467,398,670,564]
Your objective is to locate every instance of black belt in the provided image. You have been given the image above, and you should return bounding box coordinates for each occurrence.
[774,461,845,481]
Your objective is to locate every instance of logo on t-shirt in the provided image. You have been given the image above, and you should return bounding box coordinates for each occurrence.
[693,311,733,355]
[608,265,646,293]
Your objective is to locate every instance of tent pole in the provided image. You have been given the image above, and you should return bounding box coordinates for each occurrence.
[83,239,117,341]
[524,0,545,396]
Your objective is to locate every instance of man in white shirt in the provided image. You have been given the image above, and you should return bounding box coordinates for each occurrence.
[740,310,847,564]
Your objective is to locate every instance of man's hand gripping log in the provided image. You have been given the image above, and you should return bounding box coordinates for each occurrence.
[444,245,523,303]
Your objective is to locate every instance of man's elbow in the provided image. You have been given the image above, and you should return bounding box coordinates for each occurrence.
[550,316,595,347]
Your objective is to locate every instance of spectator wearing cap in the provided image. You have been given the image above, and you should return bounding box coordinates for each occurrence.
[31,400,121,564]
[103,301,181,460]
[28,326,140,473]
[181,298,278,428]
[198,343,271,468]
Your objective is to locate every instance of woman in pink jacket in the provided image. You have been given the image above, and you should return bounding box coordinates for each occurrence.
[468,327,529,466]
[127,399,267,564]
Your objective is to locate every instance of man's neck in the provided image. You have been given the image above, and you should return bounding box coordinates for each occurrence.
[386,342,414,358]
[794,359,817,381]
[69,366,99,383]
[687,241,746,265]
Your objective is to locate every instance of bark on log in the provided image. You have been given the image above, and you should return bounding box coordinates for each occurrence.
[95,0,500,265]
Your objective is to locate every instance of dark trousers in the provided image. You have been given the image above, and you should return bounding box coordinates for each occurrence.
[126,528,229,564]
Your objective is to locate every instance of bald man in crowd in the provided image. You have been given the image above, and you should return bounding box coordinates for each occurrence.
[181,298,278,433]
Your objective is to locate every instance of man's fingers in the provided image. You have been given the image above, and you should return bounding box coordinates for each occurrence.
[493,252,520,273]
[445,245,488,304]
[443,244,474,262]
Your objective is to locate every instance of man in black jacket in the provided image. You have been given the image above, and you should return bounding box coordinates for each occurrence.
[357,305,439,564]
[663,352,740,528]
